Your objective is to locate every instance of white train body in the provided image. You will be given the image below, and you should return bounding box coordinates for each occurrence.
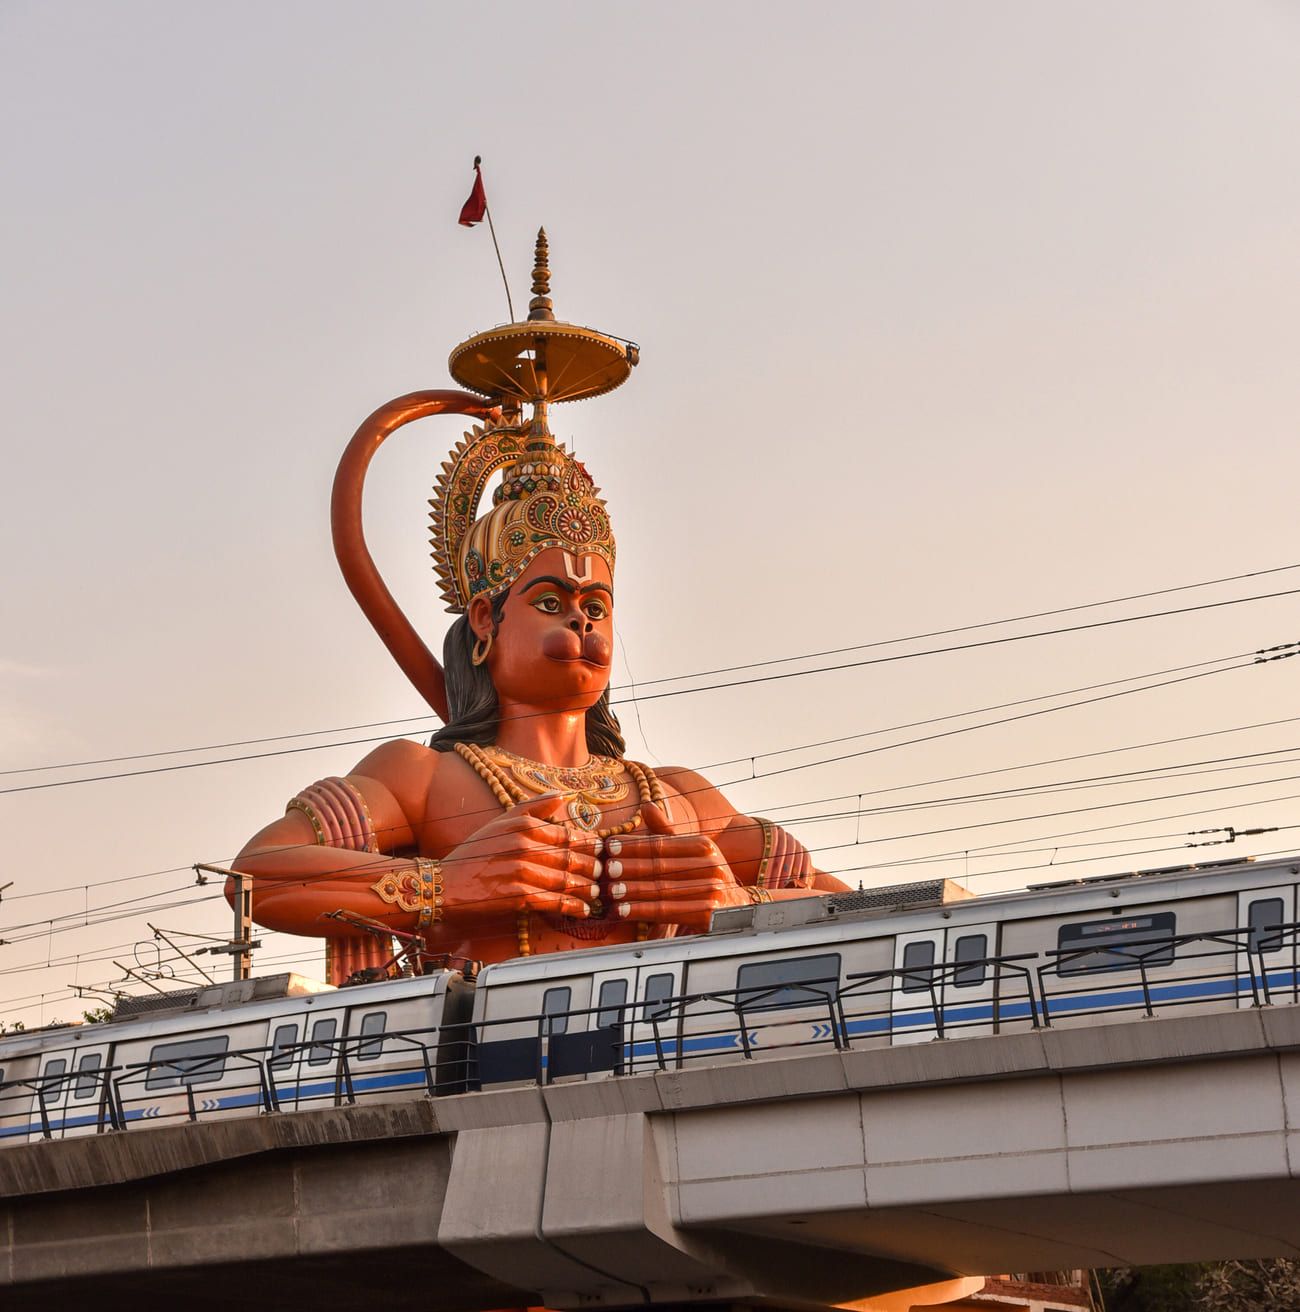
[2,853,1296,1143]
[0,971,472,1143]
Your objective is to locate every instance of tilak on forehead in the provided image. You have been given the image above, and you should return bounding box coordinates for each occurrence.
[429,231,617,614]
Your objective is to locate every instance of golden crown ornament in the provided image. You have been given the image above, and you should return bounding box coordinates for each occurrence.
[429,229,634,614]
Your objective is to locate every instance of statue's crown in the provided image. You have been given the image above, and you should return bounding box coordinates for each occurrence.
[430,230,632,613]
[429,420,614,613]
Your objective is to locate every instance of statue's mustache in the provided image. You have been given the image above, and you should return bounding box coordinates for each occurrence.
[541,628,612,667]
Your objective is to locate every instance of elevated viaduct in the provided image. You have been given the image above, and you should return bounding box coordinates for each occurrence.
[4,1006,1300,1311]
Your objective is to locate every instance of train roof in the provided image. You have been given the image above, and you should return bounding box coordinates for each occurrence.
[477,852,1300,986]
[0,969,464,1060]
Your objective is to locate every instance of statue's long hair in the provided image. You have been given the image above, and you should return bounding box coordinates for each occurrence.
[429,589,626,758]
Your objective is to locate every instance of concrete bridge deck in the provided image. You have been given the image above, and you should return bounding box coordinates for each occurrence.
[5,1005,1300,1311]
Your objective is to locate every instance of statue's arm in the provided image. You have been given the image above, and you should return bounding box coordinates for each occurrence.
[656,765,850,895]
[229,740,435,936]
[230,741,602,935]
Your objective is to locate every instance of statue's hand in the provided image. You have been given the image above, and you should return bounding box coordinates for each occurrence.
[605,801,744,930]
[440,793,603,926]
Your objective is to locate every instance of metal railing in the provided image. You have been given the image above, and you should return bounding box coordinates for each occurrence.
[0,1025,463,1143]
[466,954,1043,1085]
[1036,921,1300,1025]
[1,922,1296,1140]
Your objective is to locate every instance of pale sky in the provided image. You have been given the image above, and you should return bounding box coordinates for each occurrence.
[3,1,1299,1026]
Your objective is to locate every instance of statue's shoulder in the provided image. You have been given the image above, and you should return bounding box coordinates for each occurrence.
[646,763,739,828]
[349,738,439,815]
[352,736,437,780]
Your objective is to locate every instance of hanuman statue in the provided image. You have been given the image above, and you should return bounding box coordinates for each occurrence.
[232,231,846,983]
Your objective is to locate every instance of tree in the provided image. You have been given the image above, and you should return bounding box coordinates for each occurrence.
[1196,1260,1300,1312]
[1096,1261,1300,1311]
[1097,1264,1207,1311]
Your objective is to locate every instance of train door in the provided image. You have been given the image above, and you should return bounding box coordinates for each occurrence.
[891,929,944,1045]
[290,1005,351,1110]
[62,1047,110,1138]
[342,996,433,1103]
[891,923,1000,1043]
[265,1017,304,1110]
[1238,884,1297,1008]
[578,965,639,1081]
[941,923,999,1038]
[628,963,682,1075]
[33,1051,73,1139]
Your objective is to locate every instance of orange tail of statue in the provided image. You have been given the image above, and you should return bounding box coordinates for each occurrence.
[330,389,500,722]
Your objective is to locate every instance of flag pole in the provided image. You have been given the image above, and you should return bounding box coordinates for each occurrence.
[475,156,515,322]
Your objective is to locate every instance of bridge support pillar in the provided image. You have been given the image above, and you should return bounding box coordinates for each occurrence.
[438,1108,958,1310]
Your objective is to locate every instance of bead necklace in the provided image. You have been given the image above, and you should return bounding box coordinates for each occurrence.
[453,741,659,953]
[455,742,662,840]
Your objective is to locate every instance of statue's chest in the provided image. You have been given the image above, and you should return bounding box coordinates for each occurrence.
[417,754,694,854]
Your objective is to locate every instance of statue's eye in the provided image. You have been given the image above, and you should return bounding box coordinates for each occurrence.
[531,593,562,614]
[582,598,608,621]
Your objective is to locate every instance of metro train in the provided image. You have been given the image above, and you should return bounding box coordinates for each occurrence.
[2,852,1297,1145]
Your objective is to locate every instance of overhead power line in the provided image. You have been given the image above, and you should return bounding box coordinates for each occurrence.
[3,644,1270,922]
[3,575,1298,792]
[0,643,1293,969]
[7,557,1299,780]
[627,560,1300,689]
[0,648,1284,980]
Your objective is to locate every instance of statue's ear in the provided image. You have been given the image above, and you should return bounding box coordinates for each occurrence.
[468,595,496,641]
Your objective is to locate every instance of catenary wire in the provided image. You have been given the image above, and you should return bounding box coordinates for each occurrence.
[7,559,1298,779]
[0,650,1293,974]
[2,647,1270,935]
[10,826,1300,1006]
[3,589,1298,796]
[2,647,1258,911]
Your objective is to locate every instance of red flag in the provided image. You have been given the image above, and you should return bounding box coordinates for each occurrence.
[459,159,487,227]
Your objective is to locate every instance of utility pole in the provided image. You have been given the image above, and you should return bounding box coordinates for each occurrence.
[231,869,252,981]
[192,864,261,981]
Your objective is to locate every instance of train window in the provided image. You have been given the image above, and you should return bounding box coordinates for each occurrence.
[356,1012,387,1061]
[1248,898,1286,953]
[736,954,841,1012]
[952,935,988,988]
[1057,913,1177,975]
[900,941,936,994]
[541,987,571,1037]
[643,973,675,1022]
[40,1059,67,1097]
[307,1018,338,1065]
[145,1036,229,1090]
[74,1052,103,1101]
[596,979,628,1028]
[269,1023,298,1069]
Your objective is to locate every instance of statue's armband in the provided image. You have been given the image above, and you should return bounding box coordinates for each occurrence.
[752,816,814,890]
[286,777,379,853]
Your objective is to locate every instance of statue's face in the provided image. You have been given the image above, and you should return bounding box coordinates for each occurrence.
[471,547,614,711]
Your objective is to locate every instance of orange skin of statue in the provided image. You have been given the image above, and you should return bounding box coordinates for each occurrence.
[230,547,846,964]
